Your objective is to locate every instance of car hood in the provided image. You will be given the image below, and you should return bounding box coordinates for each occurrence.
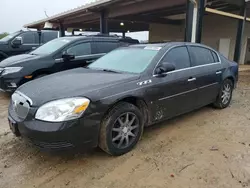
[17,68,140,106]
[0,54,42,67]
[0,41,8,45]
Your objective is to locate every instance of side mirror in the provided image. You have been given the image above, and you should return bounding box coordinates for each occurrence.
[155,62,175,76]
[62,52,75,61]
[12,37,22,47]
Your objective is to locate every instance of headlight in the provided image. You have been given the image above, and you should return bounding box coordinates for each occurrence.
[2,67,23,75]
[35,97,90,122]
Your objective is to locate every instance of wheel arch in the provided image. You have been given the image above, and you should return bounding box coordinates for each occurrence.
[224,76,235,87]
[104,96,151,126]
[0,51,8,61]
[31,69,52,79]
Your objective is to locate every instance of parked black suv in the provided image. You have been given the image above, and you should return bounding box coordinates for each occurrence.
[0,30,58,61]
[0,35,139,92]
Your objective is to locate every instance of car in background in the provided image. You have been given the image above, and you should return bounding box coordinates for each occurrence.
[0,35,139,92]
[8,42,238,155]
[0,30,59,62]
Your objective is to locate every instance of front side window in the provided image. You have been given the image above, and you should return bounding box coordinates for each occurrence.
[19,32,36,44]
[161,46,191,70]
[189,46,215,66]
[88,48,158,74]
[67,43,91,56]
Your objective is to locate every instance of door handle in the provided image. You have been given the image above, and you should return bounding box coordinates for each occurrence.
[216,71,222,75]
[86,60,94,64]
[188,78,196,82]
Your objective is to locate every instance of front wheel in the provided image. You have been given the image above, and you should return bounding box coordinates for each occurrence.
[213,79,233,109]
[99,102,144,156]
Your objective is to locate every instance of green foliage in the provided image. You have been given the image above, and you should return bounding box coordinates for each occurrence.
[0,33,9,39]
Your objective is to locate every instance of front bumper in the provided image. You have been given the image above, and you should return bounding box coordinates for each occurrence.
[8,103,101,150]
[0,77,22,92]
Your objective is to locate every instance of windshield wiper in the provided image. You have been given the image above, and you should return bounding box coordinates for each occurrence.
[102,69,120,73]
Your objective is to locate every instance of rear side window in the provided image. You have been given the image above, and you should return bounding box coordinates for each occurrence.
[161,46,191,70]
[67,43,91,56]
[189,46,215,66]
[93,42,120,54]
[42,32,58,43]
[19,32,36,44]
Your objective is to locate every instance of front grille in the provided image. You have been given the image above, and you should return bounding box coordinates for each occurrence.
[11,92,31,120]
[29,139,74,149]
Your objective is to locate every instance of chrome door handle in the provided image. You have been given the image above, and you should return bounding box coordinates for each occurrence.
[216,71,222,75]
[86,60,94,64]
[188,78,196,82]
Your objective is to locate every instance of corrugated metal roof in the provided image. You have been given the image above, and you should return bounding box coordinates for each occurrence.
[24,0,115,28]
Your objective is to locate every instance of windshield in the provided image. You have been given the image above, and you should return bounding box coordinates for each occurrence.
[31,38,72,55]
[88,48,158,74]
[0,31,20,42]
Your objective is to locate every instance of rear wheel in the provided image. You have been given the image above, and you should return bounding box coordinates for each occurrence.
[213,79,233,109]
[99,102,144,156]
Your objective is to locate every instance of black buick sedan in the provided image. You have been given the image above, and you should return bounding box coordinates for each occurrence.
[8,43,238,156]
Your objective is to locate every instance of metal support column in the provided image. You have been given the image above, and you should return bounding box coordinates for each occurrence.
[196,0,205,43]
[122,31,126,38]
[185,0,195,42]
[234,4,247,63]
[59,23,65,37]
[100,10,108,34]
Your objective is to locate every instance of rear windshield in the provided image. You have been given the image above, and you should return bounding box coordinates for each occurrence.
[88,48,158,73]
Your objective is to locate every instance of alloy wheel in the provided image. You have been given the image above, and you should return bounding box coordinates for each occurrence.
[221,83,231,105]
[111,112,140,149]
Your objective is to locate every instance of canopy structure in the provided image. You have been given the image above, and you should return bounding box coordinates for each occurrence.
[24,0,249,62]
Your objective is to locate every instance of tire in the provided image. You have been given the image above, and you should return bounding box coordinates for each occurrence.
[99,102,144,156]
[213,79,233,109]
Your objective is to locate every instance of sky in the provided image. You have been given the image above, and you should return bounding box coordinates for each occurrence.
[0,0,148,40]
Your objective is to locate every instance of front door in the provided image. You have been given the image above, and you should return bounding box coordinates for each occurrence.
[148,46,199,122]
[10,32,39,56]
[63,42,93,69]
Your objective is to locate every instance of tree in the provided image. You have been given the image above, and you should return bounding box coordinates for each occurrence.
[0,33,9,39]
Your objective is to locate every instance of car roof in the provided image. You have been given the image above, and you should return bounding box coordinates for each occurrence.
[129,42,214,50]
[61,35,139,43]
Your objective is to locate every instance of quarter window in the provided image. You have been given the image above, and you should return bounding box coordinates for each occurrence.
[161,46,191,70]
[189,46,215,66]
[67,43,91,56]
[211,51,219,62]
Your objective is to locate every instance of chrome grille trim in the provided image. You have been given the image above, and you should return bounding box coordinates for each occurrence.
[11,92,31,120]
[15,91,33,106]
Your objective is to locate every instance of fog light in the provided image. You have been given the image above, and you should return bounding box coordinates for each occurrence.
[9,83,17,88]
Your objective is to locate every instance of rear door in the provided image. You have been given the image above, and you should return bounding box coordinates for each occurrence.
[187,45,223,107]
[150,46,199,121]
